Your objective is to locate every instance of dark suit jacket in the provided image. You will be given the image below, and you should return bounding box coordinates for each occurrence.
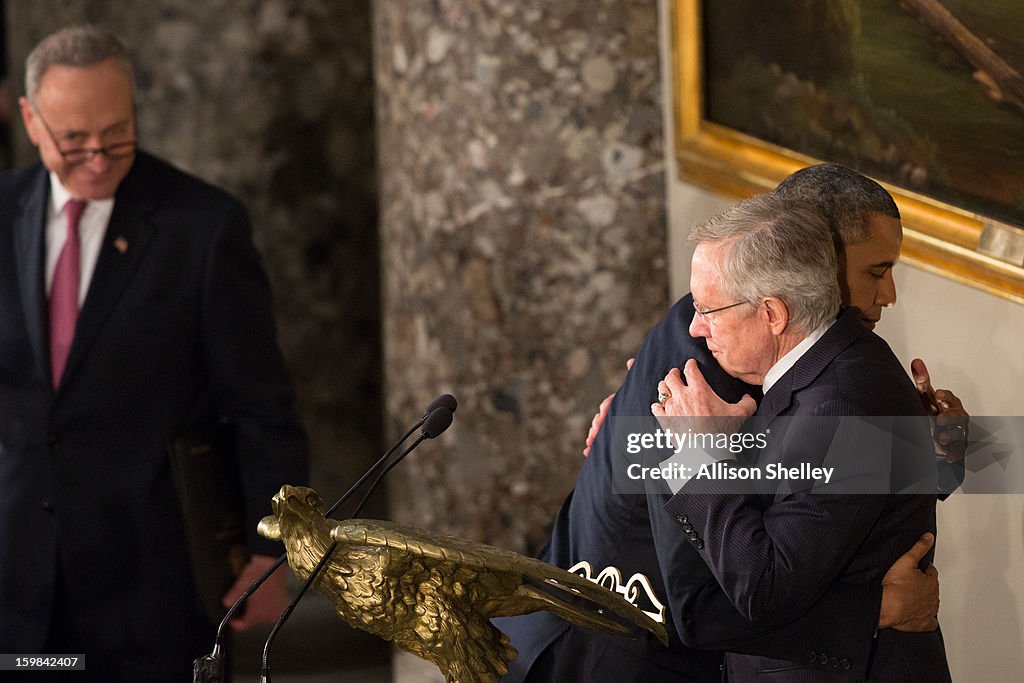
[664,308,951,681]
[496,297,882,682]
[0,152,308,679]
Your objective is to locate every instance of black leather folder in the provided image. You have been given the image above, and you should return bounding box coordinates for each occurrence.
[169,425,250,625]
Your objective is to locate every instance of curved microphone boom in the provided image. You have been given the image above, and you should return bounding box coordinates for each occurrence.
[350,406,454,518]
[325,394,456,518]
[194,396,458,683]
[259,406,455,682]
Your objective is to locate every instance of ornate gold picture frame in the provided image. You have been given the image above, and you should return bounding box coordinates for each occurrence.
[671,0,1024,303]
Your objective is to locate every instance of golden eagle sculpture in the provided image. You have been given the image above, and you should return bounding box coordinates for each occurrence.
[258,485,667,683]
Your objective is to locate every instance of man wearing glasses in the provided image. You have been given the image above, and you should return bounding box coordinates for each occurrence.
[0,25,308,679]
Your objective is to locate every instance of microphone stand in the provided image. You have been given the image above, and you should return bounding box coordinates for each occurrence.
[258,407,453,681]
[194,397,457,682]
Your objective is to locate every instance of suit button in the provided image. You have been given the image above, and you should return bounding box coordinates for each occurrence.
[686,531,698,541]
[681,522,694,532]
[819,654,829,665]
[841,659,851,670]
[41,501,54,513]
[694,539,704,550]
[807,651,817,663]
[830,657,840,668]
[675,514,689,525]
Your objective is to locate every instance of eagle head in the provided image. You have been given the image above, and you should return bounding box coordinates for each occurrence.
[258,484,325,542]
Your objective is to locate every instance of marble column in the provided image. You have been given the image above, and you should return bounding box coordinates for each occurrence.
[375,0,668,554]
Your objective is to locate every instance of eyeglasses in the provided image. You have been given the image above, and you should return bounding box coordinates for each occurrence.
[31,104,136,165]
[693,299,748,322]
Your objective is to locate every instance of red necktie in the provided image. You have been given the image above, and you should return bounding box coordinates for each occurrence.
[50,199,88,388]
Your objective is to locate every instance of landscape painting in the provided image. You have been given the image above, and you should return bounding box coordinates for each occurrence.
[674,0,1024,301]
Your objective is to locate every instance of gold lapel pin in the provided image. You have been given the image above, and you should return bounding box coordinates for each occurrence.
[114,236,129,254]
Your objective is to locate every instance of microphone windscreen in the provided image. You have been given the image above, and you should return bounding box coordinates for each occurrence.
[424,393,458,416]
[420,407,454,438]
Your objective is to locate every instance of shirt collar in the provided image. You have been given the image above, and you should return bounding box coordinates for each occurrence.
[762,317,835,395]
[48,172,115,217]
[48,173,74,216]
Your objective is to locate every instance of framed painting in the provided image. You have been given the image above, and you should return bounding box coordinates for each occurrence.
[672,0,1024,303]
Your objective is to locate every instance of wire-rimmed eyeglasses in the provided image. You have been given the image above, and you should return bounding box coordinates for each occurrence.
[31,103,136,165]
[692,299,748,322]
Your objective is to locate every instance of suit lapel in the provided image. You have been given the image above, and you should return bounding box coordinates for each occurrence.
[12,167,51,380]
[790,310,863,390]
[757,372,794,420]
[756,308,865,420]
[60,157,158,389]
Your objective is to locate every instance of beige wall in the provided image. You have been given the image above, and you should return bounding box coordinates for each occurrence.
[658,2,1024,679]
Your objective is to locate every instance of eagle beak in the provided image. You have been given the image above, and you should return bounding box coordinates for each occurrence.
[272,484,294,516]
[258,515,282,541]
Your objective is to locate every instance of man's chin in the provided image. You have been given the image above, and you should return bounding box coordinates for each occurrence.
[861,317,878,330]
[71,182,120,201]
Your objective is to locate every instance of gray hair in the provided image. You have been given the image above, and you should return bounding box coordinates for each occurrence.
[689,194,841,335]
[25,25,134,100]
[772,163,900,246]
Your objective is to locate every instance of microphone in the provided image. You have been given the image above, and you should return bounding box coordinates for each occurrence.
[350,406,453,517]
[259,406,455,681]
[324,394,456,518]
[425,393,459,416]
[193,396,457,683]
[422,404,456,436]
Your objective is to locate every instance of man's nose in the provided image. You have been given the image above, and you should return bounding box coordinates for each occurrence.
[689,313,709,339]
[878,270,897,308]
[83,149,113,172]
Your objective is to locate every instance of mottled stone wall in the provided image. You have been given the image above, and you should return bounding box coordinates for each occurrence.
[6,1,381,499]
[375,0,668,553]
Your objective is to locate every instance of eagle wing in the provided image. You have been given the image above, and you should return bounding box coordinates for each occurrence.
[261,487,668,683]
[330,518,668,644]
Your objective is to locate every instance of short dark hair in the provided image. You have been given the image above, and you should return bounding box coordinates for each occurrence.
[772,163,899,245]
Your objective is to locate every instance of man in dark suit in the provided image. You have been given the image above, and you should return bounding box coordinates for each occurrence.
[499,294,921,682]
[0,26,308,680]
[654,194,949,680]
[497,165,952,681]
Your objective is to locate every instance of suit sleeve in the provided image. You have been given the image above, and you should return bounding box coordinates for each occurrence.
[649,403,898,674]
[200,201,310,555]
[648,484,880,673]
[663,403,894,622]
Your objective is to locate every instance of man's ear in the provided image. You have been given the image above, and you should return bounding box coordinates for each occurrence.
[19,97,41,146]
[763,297,790,336]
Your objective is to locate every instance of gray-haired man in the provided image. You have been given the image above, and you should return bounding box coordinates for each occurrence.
[0,25,308,679]
[655,193,951,680]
